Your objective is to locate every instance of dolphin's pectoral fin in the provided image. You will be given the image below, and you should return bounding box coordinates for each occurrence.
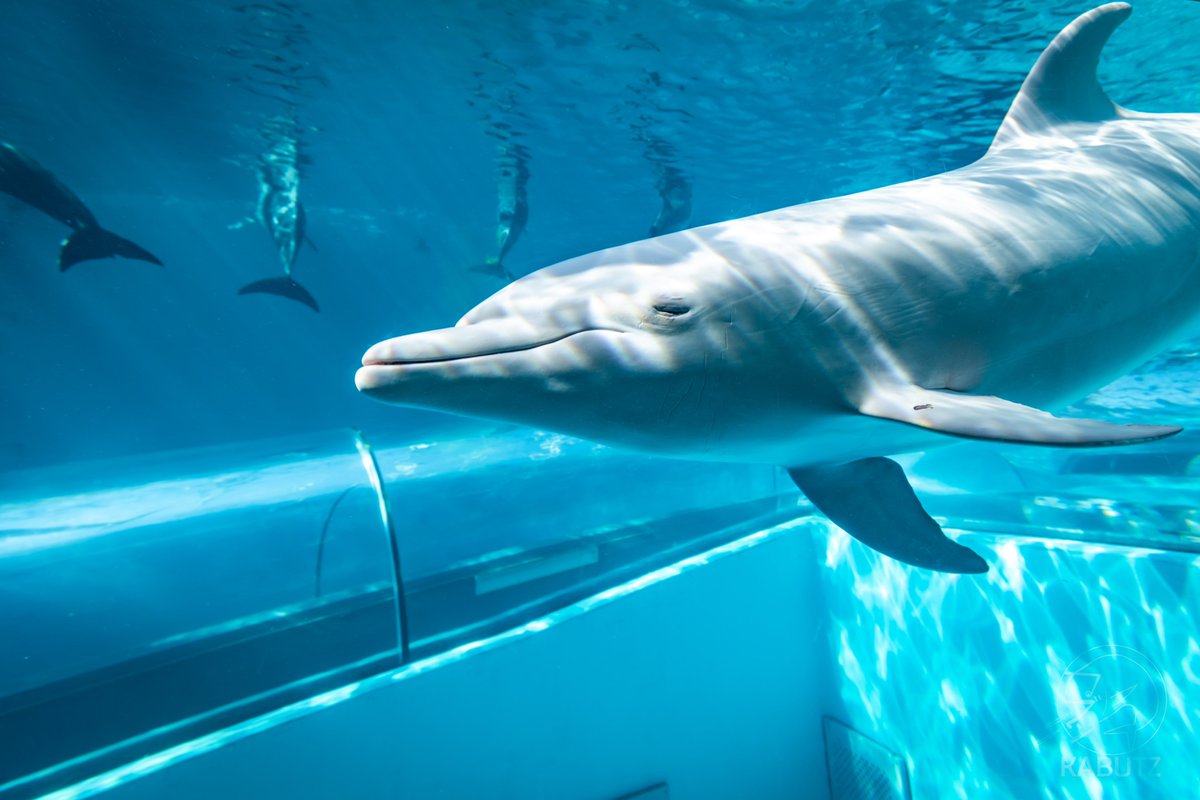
[788,458,988,574]
[859,385,1180,446]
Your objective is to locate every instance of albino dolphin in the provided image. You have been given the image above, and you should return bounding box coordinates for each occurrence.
[357,4,1199,574]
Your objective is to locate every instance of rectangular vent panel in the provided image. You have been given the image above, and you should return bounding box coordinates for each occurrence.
[823,717,911,800]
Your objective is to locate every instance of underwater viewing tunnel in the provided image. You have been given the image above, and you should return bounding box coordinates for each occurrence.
[4,1,1200,799]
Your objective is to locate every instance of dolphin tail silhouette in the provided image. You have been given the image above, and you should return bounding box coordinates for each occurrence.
[59,226,163,271]
[469,259,514,281]
[238,276,320,312]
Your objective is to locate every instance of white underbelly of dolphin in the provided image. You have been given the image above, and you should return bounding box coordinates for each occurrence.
[357,3,1200,575]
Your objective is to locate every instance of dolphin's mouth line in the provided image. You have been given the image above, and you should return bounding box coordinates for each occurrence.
[363,328,621,366]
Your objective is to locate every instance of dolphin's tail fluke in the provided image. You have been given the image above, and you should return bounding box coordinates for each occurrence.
[238,276,320,313]
[59,226,163,271]
[469,259,514,281]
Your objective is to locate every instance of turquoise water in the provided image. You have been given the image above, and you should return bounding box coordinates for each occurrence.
[2,1,1200,799]
[2,0,1197,468]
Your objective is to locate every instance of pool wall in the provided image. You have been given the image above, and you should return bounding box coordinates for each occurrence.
[84,523,834,800]
[820,527,1200,800]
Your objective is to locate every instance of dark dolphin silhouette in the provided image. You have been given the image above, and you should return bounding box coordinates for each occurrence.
[0,142,162,270]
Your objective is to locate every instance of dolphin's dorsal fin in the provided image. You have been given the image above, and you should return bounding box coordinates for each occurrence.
[988,3,1131,153]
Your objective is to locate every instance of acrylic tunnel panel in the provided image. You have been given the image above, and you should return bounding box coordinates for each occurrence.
[370,432,793,659]
[0,427,795,797]
[0,430,402,798]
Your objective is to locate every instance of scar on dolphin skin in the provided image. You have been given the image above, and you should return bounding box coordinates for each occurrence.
[358,4,1190,574]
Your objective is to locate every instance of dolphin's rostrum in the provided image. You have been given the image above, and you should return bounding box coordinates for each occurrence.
[358,5,1195,573]
[0,142,162,270]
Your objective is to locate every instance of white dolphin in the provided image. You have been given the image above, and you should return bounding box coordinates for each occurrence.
[357,4,1199,573]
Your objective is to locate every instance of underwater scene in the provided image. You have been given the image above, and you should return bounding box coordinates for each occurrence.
[3,1,1200,798]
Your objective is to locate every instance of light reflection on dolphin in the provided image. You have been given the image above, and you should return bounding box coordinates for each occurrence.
[358,4,1198,573]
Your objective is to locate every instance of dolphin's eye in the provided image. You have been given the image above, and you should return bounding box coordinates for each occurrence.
[653,302,691,317]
